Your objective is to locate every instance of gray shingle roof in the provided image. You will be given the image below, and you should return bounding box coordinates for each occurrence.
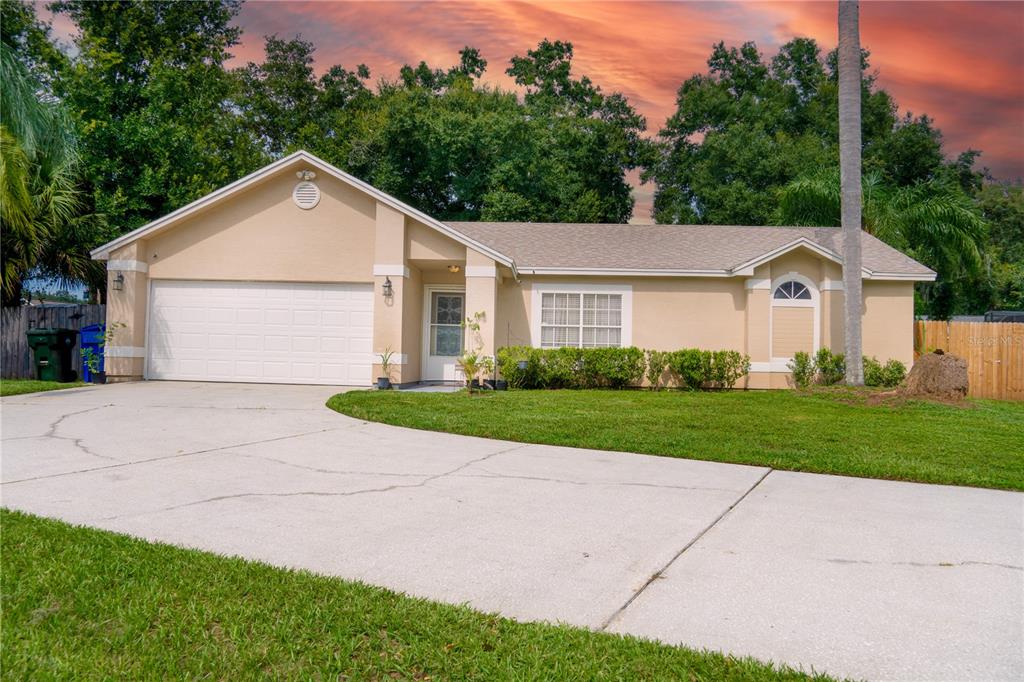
[445,222,934,278]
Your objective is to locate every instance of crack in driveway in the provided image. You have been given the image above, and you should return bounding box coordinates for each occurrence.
[455,469,737,493]
[1,422,368,485]
[827,558,1023,571]
[42,405,122,463]
[95,444,530,521]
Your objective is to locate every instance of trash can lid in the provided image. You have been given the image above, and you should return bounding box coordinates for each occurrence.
[81,323,104,332]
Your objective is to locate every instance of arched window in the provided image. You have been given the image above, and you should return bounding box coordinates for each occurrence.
[773,280,812,301]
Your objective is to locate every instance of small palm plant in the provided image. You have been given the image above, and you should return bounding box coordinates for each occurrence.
[456,351,482,393]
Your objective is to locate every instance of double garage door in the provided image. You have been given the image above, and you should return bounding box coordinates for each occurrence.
[147,280,374,385]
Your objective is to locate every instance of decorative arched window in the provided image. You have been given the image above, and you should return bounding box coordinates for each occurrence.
[773,280,812,301]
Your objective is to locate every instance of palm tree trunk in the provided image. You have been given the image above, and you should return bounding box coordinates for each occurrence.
[839,0,864,385]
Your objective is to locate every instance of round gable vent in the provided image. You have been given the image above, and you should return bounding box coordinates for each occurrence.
[292,181,321,209]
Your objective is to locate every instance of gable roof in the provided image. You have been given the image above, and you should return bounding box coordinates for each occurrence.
[446,222,936,281]
[91,150,934,281]
[90,150,514,268]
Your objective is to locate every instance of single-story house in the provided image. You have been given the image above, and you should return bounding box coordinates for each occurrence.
[91,150,935,389]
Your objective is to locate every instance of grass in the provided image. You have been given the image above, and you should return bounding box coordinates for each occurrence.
[0,379,85,396]
[0,510,829,681]
[329,388,1024,491]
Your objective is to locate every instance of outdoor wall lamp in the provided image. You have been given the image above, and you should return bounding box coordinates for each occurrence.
[382,276,393,298]
[112,272,125,291]
[447,264,461,273]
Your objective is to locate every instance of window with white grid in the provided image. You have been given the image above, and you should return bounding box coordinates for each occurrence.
[540,292,622,348]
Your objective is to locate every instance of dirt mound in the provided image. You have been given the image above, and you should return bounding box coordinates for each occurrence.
[900,351,968,400]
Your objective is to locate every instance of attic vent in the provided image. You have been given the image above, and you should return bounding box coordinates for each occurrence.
[292,181,321,209]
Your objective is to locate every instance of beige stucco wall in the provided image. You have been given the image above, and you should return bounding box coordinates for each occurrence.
[146,171,376,283]
[862,280,916,365]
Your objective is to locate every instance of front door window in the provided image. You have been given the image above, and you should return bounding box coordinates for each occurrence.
[430,292,464,356]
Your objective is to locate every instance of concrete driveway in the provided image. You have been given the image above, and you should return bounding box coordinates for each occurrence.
[2,382,1021,681]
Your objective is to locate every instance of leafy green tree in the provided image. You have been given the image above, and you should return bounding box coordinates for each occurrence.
[646,37,972,226]
[50,0,264,235]
[256,40,652,223]
[0,44,88,306]
[776,169,987,317]
[235,35,371,156]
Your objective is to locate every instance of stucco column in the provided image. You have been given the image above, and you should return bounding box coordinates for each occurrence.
[744,265,771,388]
[464,248,498,362]
[105,241,149,382]
[821,277,845,352]
[372,201,409,384]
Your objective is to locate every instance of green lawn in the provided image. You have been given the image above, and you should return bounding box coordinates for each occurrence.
[1,510,827,681]
[329,389,1024,491]
[0,379,85,396]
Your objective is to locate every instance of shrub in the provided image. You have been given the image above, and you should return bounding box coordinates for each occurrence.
[788,351,815,388]
[709,350,751,389]
[498,346,748,390]
[863,356,884,387]
[814,348,845,385]
[496,346,543,388]
[668,349,711,389]
[644,350,671,390]
[582,347,645,388]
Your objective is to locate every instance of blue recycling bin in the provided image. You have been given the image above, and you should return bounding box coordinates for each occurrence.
[79,324,105,383]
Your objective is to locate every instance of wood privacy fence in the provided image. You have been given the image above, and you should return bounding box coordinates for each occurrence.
[915,320,1024,400]
[1,304,106,379]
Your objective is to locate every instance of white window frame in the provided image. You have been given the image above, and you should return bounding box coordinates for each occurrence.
[530,282,632,348]
[769,271,820,363]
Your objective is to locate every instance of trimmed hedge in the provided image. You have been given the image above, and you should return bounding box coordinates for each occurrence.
[497,346,750,390]
[788,349,907,388]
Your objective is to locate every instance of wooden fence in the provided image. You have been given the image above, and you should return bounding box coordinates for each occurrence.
[915,320,1024,400]
[1,304,106,379]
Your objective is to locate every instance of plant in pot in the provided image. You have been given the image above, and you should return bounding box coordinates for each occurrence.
[377,348,395,389]
[456,351,482,393]
[480,355,496,390]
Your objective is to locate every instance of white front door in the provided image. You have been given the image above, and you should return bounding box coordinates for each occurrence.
[422,288,465,381]
[147,280,374,385]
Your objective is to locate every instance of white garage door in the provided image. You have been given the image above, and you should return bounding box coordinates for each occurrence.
[147,280,374,385]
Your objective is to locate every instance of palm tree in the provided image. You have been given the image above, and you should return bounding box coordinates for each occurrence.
[838,0,863,384]
[0,43,93,306]
[777,169,985,281]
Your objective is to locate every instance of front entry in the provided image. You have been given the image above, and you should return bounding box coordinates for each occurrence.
[422,287,465,381]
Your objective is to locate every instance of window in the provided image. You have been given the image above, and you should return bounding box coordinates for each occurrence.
[541,292,622,348]
[773,280,811,300]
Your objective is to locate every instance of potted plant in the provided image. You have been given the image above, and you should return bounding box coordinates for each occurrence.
[480,355,496,390]
[377,347,395,389]
[456,351,482,392]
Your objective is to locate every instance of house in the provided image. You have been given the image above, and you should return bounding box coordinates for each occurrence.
[91,150,935,389]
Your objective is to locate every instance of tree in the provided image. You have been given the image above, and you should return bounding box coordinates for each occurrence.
[776,169,987,317]
[838,0,864,384]
[272,40,652,223]
[235,35,371,156]
[0,44,84,306]
[646,36,975,227]
[50,0,263,236]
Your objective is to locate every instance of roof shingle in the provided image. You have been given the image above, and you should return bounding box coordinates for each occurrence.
[445,222,934,278]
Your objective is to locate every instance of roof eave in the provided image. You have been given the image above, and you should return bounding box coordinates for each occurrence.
[90,151,516,269]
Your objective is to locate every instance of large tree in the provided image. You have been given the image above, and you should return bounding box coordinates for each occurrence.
[50,0,264,236]
[238,38,652,223]
[646,36,969,226]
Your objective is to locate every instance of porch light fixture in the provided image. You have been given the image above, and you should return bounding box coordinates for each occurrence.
[447,265,461,274]
[382,276,393,298]
[112,272,125,291]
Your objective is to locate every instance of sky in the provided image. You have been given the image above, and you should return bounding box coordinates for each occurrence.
[47,1,1024,221]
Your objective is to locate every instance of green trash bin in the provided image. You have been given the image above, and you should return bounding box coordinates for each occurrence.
[26,328,79,382]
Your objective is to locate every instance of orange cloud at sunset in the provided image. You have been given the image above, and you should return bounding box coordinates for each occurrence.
[232,1,1022,219]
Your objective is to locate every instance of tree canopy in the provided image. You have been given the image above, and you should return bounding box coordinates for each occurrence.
[2,1,1019,317]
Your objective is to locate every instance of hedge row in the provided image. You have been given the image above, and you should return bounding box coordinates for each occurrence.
[788,348,907,388]
[496,346,751,390]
